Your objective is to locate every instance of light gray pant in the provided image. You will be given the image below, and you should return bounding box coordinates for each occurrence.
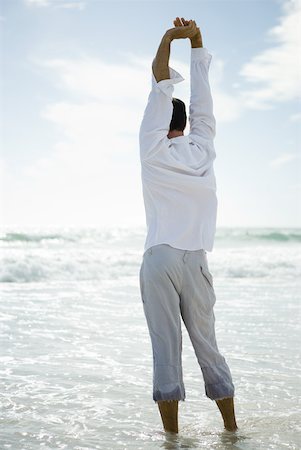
[139,243,235,403]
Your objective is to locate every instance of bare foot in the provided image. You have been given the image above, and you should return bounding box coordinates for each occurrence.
[215,397,238,432]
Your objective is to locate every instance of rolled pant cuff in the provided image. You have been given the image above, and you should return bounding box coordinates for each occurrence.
[205,381,235,401]
[153,384,186,403]
[201,363,235,401]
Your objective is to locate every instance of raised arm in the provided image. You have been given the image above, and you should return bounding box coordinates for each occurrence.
[139,20,197,162]
[152,20,197,82]
[174,18,216,141]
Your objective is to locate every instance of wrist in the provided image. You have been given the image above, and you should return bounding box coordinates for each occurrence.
[190,30,203,47]
[163,32,173,44]
[190,37,203,48]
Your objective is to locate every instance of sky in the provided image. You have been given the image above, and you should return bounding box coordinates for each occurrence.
[1,0,300,229]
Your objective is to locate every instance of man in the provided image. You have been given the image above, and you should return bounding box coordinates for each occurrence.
[138,17,238,434]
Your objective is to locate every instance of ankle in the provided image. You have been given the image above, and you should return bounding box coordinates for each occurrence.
[215,397,237,425]
[164,426,178,433]
[224,420,238,431]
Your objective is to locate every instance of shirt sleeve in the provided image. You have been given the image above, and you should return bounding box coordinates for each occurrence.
[139,65,185,162]
[189,47,216,142]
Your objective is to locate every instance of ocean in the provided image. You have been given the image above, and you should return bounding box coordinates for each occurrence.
[0,226,300,449]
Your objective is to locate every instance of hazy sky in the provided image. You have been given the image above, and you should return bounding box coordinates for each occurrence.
[1,0,300,228]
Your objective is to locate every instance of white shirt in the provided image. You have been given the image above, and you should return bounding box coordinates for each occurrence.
[139,47,217,253]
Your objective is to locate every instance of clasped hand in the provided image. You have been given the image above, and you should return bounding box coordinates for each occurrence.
[165,17,200,41]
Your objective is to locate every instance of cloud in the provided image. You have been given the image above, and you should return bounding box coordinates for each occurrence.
[37,50,242,123]
[5,55,146,226]
[239,0,301,109]
[39,55,146,104]
[25,0,50,6]
[3,3,299,228]
[4,50,242,227]
[24,0,86,10]
[269,152,299,167]
[290,112,301,122]
[288,182,301,190]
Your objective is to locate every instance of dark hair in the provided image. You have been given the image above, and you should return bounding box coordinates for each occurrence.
[169,97,187,132]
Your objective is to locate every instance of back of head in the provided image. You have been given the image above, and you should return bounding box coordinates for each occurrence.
[169,98,187,132]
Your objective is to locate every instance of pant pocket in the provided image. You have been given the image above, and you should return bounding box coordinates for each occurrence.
[200,265,214,289]
[200,264,216,308]
[139,261,145,303]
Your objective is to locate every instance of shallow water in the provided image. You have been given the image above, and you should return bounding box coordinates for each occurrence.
[0,226,301,449]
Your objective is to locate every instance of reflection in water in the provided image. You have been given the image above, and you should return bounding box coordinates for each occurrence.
[148,416,297,450]
[157,425,251,449]
[159,430,201,449]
